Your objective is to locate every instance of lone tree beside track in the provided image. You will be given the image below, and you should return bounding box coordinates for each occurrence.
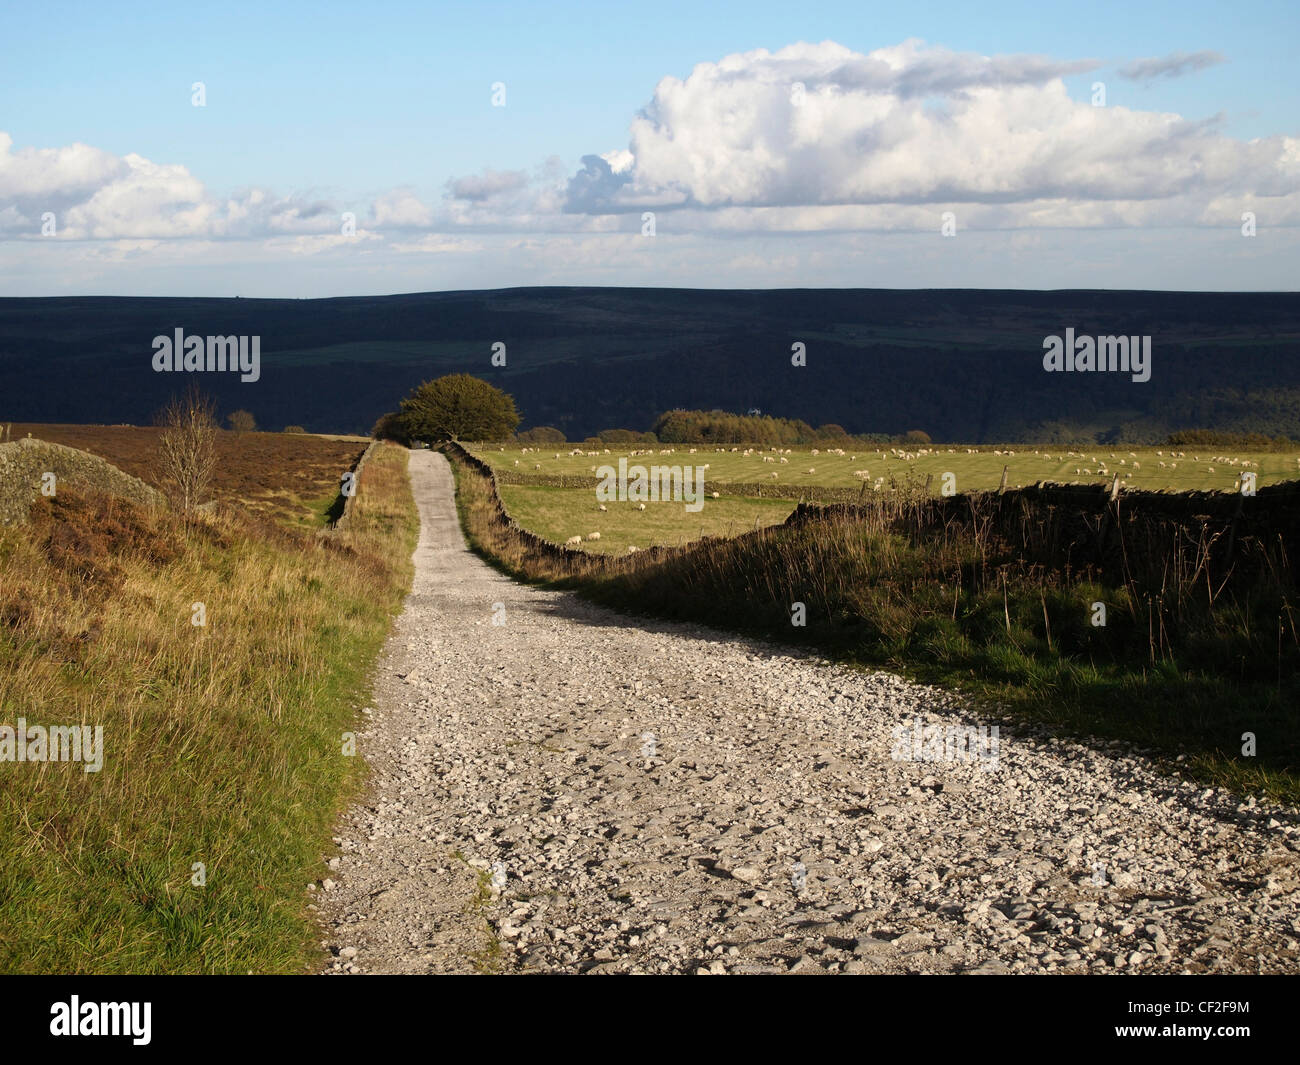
[397,373,520,443]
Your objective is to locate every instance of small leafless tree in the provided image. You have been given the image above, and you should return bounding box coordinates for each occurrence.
[157,385,217,515]
[227,409,256,434]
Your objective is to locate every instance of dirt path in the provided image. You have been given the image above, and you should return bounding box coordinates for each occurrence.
[318,449,1300,974]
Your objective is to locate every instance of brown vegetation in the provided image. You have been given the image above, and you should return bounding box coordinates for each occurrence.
[8,423,365,526]
[157,387,218,514]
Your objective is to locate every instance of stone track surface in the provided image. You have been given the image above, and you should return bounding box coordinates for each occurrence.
[318,450,1300,974]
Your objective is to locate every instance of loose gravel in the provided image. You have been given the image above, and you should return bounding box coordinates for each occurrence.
[318,450,1300,974]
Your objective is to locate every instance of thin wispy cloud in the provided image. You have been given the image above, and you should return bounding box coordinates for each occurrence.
[1118,50,1226,81]
[447,169,531,202]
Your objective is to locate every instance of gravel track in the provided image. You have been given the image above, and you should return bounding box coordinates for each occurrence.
[318,450,1300,974]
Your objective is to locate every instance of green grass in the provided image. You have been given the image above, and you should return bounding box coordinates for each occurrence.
[473,442,1300,496]
[497,483,793,553]
[0,444,418,973]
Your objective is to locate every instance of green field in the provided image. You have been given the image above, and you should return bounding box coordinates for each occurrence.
[473,442,1300,550]
[473,443,1300,494]
[498,483,794,554]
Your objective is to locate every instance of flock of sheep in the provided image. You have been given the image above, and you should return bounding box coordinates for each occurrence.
[495,443,1288,551]
[506,443,1278,489]
[1031,448,1263,485]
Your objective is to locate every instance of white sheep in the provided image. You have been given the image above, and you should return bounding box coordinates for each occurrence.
[586,532,601,541]
[636,503,646,511]
[565,536,582,546]
[598,504,607,511]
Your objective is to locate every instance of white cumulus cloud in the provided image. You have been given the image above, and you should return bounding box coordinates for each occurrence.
[559,39,1298,228]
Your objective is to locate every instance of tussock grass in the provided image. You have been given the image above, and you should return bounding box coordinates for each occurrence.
[0,442,417,973]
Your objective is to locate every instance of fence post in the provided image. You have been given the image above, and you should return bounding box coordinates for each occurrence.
[1226,488,1246,561]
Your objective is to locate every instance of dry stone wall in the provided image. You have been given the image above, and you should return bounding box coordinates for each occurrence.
[328,442,379,531]
[0,437,164,526]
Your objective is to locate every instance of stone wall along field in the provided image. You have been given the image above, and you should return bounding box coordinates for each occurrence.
[328,441,380,531]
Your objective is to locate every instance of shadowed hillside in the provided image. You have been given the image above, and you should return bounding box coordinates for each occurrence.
[2,288,1298,441]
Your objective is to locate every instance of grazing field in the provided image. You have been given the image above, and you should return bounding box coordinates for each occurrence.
[4,423,364,528]
[472,442,1300,496]
[0,442,417,973]
[497,484,793,553]
[471,441,1300,552]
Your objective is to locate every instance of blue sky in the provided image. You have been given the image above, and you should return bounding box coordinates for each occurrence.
[2,0,1297,294]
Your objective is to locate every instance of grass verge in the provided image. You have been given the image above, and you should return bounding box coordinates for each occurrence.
[0,442,417,973]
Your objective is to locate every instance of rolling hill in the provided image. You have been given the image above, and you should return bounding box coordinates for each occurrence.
[2,287,1298,442]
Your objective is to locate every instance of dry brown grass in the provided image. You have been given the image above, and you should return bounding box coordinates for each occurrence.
[6,422,365,527]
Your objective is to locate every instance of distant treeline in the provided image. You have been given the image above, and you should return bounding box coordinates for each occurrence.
[516,409,928,447]
[511,410,1300,450]
[1165,428,1295,451]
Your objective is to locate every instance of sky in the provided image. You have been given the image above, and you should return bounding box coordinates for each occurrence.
[1,0,1297,296]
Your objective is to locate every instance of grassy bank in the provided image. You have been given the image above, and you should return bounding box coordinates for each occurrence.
[0,442,417,973]
[447,445,1299,804]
